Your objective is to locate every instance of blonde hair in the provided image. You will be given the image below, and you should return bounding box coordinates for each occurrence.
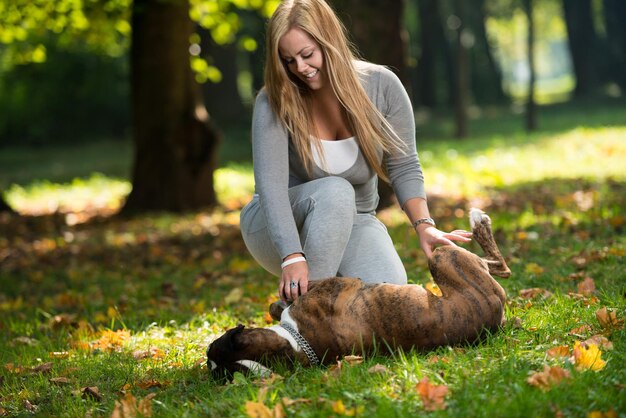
[264,0,405,181]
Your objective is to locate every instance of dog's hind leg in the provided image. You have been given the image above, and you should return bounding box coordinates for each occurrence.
[470,208,511,278]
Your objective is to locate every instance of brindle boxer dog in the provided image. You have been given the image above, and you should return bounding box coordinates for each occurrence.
[207,208,511,379]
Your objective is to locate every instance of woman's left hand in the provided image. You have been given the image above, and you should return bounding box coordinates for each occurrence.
[416,225,472,258]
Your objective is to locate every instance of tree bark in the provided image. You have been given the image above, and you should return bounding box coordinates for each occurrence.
[469,0,506,104]
[453,0,469,138]
[123,0,220,214]
[562,0,600,97]
[524,0,537,131]
[201,35,248,125]
[415,0,440,107]
[332,0,409,209]
[0,193,14,214]
[603,0,626,90]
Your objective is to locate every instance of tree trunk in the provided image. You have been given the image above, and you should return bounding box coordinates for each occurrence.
[415,0,440,107]
[453,0,469,138]
[562,0,600,97]
[333,0,410,87]
[201,34,248,125]
[524,0,537,131]
[332,0,409,209]
[123,0,220,214]
[470,0,506,104]
[603,0,626,90]
[0,193,14,214]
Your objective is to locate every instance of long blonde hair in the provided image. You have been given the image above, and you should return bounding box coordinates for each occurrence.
[264,0,406,181]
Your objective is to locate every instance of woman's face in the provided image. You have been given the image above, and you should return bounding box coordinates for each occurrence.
[278,27,326,91]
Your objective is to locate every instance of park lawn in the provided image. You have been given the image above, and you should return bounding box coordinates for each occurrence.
[1,101,625,417]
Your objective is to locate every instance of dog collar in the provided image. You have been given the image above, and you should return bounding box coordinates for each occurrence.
[280,322,320,366]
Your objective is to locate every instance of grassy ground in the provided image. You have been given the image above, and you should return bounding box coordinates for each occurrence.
[0,100,625,417]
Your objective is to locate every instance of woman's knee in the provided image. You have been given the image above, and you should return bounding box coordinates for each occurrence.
[311,176,356,212]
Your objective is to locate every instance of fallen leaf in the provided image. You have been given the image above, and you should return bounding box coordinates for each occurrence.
[245,401,272,418]
[596,307,623,331]
[136,379,169,390]
[425,282,442,297]
[342,355,363,365]
[224,288,244,305]
[81,386,102,402]
[368,364,390,374]
[524,263,544,275]
[110,392,156,418]
[527,365,571,390]
[49,377,71,386]
[416,377,448,411]
[280,397,311,407]
[331,400,364,416]
[569,325,592,336]
[92,329,130,352]
[11,336,39,346]
[571,341,606,371]
[520,288,553,299]
[583,335,613,351]
[546,346,570,359]
[49,351,70,359]
[587,409,618,418]
[31,362,53,374]
[577,277,596,296]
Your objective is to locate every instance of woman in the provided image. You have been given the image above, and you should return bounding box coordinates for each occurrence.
[240,0,471,302]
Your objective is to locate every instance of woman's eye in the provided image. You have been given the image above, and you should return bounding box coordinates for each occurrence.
[302,52,312,59]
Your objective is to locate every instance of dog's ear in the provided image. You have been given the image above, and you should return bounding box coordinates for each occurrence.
[225,324,246,351]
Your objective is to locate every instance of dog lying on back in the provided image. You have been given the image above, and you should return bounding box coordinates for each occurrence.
[207,209,511,378]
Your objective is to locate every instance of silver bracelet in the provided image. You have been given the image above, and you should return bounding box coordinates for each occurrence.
[412,217,436,229]
[281,256,307,269]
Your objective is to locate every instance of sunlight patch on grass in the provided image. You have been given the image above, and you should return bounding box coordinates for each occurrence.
[424,127,626,197]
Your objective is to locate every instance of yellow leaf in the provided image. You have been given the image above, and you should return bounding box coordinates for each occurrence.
[572,341,606,371]
[245,401,272,418]
[224,288,244,305]
[587,409,618,418]
[425,282,442,297]
[524,263,544,275]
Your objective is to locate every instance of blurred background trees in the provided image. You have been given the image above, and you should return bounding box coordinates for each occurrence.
[0,0,624,213]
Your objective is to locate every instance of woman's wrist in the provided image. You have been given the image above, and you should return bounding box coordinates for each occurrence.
[281,255,307,269]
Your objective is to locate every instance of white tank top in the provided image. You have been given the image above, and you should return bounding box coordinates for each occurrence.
[311,137,359,175]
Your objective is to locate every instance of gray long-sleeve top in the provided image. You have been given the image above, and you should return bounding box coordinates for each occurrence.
[251,61,426,260]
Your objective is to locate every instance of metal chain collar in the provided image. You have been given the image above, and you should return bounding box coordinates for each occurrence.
[280,322,320,366]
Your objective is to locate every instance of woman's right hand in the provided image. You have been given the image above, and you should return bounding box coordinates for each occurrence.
[279,255,309,302]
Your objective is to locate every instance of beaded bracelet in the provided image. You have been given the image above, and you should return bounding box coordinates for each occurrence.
[412,217,436,229]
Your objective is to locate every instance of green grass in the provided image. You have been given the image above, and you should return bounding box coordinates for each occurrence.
[1,100,625,417]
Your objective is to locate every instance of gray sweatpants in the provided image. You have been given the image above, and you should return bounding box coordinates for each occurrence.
[240,176,407,284]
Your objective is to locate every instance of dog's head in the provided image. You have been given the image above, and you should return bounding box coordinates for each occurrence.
[206,324,273,381]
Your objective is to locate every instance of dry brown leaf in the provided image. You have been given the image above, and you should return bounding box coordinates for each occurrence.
[31,362,53,374]
[519,288,553,299]
[569,325,592,336]
[342,355,363,365]
[245,401,272,418]
[135,379,168,390]
[546,346,570,359]
[577,277,596,296]
[416,377,448,411]
[596,307,623,331]
[280,397,312,407]
[49,377,71,386]
[583,335,613,350]
[110,393,156,418]
[367,364,390,374]
[527,365,571,391]
[81,386,102,402]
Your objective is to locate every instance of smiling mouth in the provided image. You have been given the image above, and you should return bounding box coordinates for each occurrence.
[304,69,318,79]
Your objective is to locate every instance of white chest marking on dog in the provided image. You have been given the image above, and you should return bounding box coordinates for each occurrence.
[268,307,301,352]
[209,360,217,371]
[236,360,272,377]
